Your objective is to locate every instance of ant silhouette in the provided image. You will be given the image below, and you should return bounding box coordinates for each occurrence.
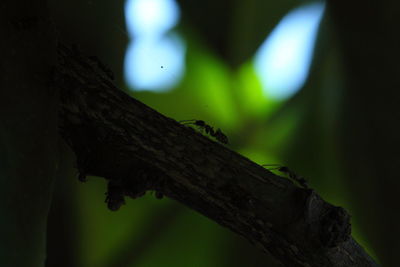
[180,119,228,144]
[262,164,309,189]
[213,128,228,144]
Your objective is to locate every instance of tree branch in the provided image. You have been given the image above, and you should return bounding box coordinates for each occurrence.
[55,43,378,267]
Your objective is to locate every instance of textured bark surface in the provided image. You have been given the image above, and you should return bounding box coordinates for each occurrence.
[55,44,378,267]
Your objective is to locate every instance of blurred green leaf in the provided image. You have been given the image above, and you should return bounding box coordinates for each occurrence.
[176,0,299,67]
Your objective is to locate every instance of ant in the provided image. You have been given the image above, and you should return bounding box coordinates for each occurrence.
[180,119,229,144]
[262,164,309,189]
[213,128,228,144]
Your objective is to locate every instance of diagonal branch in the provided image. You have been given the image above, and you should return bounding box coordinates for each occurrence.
[55,43,378,267]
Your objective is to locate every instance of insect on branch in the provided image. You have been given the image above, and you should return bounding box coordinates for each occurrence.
[180,119,229,144]
[262,164,309,189]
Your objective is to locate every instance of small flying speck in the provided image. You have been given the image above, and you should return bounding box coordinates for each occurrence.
[161,66,164,68]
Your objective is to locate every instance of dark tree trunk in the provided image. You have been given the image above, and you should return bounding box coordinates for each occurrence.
[328,2,400,266]
[0,1,58,266]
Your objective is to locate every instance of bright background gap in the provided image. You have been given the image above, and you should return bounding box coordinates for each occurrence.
[124,0,185,92]
[254,2,326,100]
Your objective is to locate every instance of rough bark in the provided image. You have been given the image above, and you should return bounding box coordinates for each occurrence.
[55,43,378,267]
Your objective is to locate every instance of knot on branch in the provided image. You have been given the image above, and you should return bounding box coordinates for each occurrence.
[302,190,351,249]
[319,206,351,248]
